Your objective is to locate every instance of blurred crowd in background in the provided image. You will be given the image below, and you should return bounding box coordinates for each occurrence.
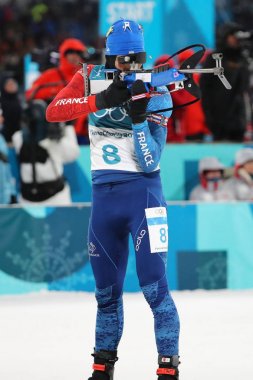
[0,0,100,82]
[1,0,253,204]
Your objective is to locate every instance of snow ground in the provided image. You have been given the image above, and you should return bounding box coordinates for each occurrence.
[0,290,252,380]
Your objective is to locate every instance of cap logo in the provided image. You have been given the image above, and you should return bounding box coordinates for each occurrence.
[123,21,132,31]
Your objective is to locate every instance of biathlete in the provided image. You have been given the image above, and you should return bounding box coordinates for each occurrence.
[47,19,180,380]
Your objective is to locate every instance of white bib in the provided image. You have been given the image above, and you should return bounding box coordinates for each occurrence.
[89,124,143,172]
[145,207,168,253]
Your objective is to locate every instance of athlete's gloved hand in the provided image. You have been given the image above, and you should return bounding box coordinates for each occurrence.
[95,72,130,110]
[129,80,149,124]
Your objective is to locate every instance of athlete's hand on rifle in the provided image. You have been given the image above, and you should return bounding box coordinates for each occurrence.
[95,72,130,110]
[129,80,149,124]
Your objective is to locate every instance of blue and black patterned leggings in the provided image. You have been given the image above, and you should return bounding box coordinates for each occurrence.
[88,173,180,356]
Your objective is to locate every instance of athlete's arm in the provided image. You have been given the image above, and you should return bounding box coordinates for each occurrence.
[46,67,98,123]
[130,81,170,172]
[46,66,130,123]
[132,120,167,172]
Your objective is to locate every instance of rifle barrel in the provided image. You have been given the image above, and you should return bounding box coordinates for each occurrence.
[178,68,223,75]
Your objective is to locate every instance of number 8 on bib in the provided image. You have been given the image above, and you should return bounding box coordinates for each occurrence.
[145,207,168,253]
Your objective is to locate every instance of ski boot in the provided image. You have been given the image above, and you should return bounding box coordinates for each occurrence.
[156,355,180,380]
[88,350,118,380]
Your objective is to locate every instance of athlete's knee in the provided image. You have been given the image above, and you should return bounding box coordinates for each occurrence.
[95,284,123,310]
[141,275,169,309]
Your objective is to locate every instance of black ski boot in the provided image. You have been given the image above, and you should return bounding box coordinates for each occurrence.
[88,350,118,380]
[156,355,180,380]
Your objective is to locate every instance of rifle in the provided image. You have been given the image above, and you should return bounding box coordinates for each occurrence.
[84,44,232,113]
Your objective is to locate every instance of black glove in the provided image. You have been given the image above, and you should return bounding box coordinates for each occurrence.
[129,80,149,124]
[95,72,130,110]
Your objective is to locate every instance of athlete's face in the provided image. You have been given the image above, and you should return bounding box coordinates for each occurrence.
[115,56,142,72]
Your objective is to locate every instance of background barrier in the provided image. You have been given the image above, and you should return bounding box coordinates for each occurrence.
[1,202,253,295]
[8,143,249,203]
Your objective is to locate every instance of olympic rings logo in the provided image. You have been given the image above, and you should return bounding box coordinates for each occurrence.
[93,107,129,122]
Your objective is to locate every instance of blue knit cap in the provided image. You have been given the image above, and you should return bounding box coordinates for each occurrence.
[105,19,145,56]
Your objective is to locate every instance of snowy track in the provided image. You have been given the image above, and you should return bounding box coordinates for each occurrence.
[0,290,252,380]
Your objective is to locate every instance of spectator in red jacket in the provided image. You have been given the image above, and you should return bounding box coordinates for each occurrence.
[173,50,211,141]
[26,38,89,144]
[154,50,211,142]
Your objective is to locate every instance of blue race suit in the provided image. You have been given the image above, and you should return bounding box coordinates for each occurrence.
[87,65,180,356]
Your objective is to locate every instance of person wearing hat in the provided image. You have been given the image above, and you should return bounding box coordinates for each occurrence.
[189,157,232,201]
[200,22,251,142]
[47,19,180,380]
[223,148,253,200]
[26,38,89,144]
[26,38,87,102]
[154,51,211,143]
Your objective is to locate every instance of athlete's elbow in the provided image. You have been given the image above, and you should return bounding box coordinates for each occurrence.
[140,159,159,173]
[142,166,154,173]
